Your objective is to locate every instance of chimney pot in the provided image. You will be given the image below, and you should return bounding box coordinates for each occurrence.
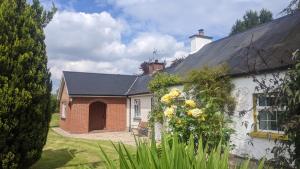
[198,29,204,35]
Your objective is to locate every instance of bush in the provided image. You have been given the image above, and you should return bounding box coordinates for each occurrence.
[0,0,55,168]
[160,88,233,150]
[100,134,265,169]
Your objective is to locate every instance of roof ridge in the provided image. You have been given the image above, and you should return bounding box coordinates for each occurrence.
[209,11,299,46]
[125,76,139,95]
[63,71,137,77]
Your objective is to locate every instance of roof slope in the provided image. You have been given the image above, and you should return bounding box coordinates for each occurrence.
[127,75,152,95]
[63,71,137,96]
[168,11,300,76]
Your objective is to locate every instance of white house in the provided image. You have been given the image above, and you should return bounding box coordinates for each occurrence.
[125,11,300,159]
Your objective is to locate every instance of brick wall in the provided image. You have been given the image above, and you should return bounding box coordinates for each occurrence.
[59,84,127,133]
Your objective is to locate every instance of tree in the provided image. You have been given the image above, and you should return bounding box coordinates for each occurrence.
[140,61,149,75]
[0,0,56,168]
[169,57,185,68]
[50,94,58,114]
[281,0,300,15]
[230,9,273,35]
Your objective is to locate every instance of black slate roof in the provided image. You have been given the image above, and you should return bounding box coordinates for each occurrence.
[63,71,137,96]
[168,11,300,76]
[127,75,152,95]
[62,12,300,97]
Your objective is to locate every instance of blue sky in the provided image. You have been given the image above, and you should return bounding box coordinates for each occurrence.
[41,0,289,91]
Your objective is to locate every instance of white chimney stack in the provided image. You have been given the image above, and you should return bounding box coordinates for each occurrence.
[189,29,213,54]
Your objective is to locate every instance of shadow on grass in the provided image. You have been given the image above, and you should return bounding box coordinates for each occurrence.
[31,148,76,169]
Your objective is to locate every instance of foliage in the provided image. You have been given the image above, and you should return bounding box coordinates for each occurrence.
[184,65,236,116]
[160,87,233,149]
[169,57,185,68]
[139,61,149,75]
[50,94,59,113]
[49,113,60,128]
[100,134,265,169]
[252,50,300,168]
[281,0,300,15]
[148,73,181,124]
[0,0,56,168]
[230,9,273,35]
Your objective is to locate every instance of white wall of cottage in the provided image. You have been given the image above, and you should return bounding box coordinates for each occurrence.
[127,72,285,159]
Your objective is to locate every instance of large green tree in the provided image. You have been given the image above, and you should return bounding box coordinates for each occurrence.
[0,0,56,168]
[230,9,273,35]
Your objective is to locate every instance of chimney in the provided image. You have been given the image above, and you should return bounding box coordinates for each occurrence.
[189,29,213,54]
[143,60,165,75]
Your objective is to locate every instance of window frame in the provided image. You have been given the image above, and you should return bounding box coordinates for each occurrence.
[134,99,141,118]
[255,94,284,133]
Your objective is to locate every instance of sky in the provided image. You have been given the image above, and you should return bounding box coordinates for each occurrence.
[41,0,290,92]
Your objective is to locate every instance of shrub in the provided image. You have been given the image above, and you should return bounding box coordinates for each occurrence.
[100,134,265,169]
[0,0,55,168]
[160,88,233,150]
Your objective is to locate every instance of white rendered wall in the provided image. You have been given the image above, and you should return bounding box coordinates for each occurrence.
[190,37,212,54]
[230,72,285,159]
[129,94,153,128]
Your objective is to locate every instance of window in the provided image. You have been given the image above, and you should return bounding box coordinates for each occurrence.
[61,102,67,119]
[134,99,141,118]
[256,95,284,132]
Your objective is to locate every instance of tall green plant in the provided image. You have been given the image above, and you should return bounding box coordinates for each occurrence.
[100,135,265,169]
[0,0,56,168]
[148,73,181,124]
[184,65,236,115]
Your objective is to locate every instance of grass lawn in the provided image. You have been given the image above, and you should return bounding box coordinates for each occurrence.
[31,113,134,169]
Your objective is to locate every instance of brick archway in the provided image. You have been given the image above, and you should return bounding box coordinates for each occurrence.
[89,102,106,131]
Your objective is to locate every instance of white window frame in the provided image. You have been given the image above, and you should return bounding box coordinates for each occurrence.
[134,99,141,118]
[256,94,284,133]
[61,102,67,119]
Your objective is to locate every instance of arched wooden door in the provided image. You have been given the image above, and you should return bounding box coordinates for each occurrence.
[89,102,106,131]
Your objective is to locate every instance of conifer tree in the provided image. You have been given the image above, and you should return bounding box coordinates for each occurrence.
[0,0,56,168]
[230,9,273,35]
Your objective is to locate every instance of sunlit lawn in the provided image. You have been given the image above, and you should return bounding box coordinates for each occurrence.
[31,113,134,169]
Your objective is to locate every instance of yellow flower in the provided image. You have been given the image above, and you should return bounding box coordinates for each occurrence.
[161,94,172,104]
[176,119,182,124]
[187,109,193,116]
[164,107,175,118]
[189,108,203,118]
[185,99,196,108]
[169,88,181,98]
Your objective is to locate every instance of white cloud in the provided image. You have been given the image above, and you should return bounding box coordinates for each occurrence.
[45,11,188,90]
[110,0,289,38]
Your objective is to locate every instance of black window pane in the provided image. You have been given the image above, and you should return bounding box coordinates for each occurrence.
[266,97,276,106]
[268,111,277,120]
[270,121,278,131]
[258,96,267,106]
[259,111,267,120]
[259,121,268,130]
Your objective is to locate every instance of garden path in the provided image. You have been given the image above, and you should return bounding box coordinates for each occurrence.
[52,127,148,146]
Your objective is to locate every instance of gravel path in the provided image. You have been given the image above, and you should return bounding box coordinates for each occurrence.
[52,127,147,145]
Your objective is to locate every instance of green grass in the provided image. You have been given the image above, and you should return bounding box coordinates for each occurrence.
[31,115,135,169]
[50,113,60,127]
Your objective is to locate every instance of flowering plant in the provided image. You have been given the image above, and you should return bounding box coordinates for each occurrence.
[161,88,233,149]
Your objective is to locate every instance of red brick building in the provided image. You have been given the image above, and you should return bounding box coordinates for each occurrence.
[58,72,138,133]
[57,60,164,133]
